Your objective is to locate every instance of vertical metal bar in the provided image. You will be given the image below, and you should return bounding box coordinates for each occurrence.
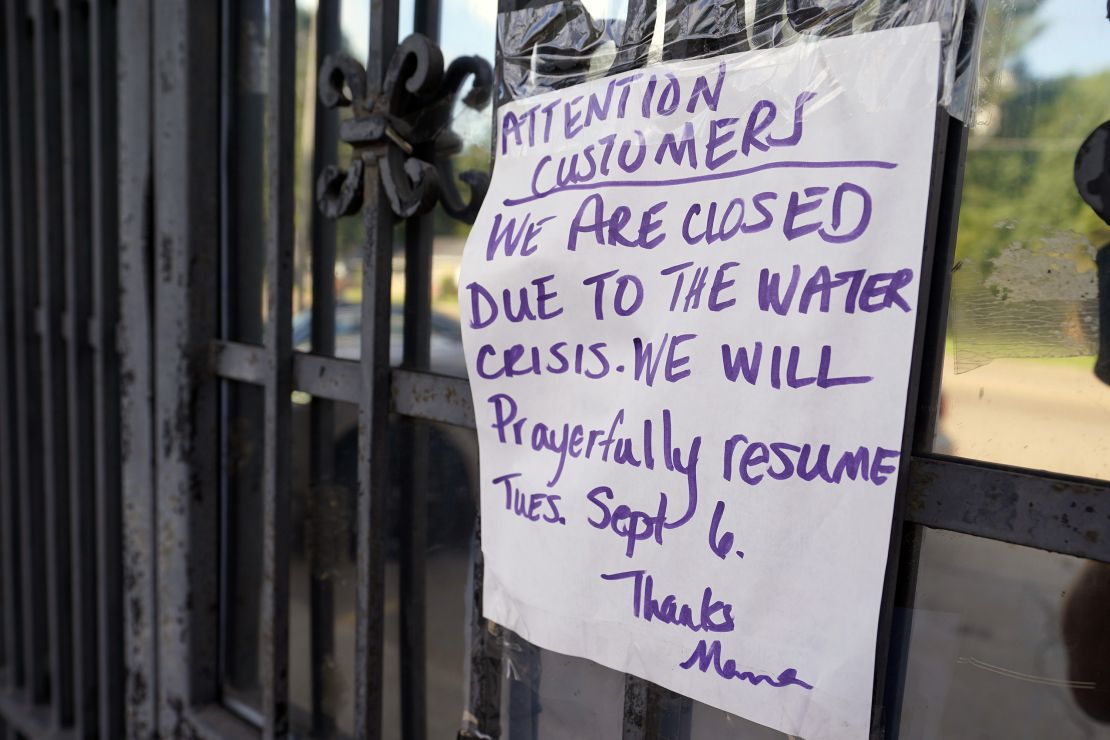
[221,0,266,346]
[261,0,295,736]
[31,0,75,725]
[355,2,399,736]
[117,0,156,734]
[621,677,691,740]
[868,110,954,738]
[59,0,98,733]
[911,118,970,452]
[308,2,340,735]
[876,116,970,740]
[89,0,124,734]
[0,0,21,694]
[215,1,238,706]
[621,675,650,740]
[396,3,439,737]
[5,0,50,709]
[397,231,430,740]
[151,0,221,733]
[461,521,501,740]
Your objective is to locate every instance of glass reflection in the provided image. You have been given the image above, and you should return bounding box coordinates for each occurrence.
[221,380,266,715]
[290,394,359,737]
[935,0,1110,479]
[500,643,626,740]
[898,528,1110,738]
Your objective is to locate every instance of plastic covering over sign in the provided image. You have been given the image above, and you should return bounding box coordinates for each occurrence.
[460,24,939,740]
[496,0,983,120]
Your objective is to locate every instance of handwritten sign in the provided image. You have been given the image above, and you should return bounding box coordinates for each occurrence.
[459,25,939,739]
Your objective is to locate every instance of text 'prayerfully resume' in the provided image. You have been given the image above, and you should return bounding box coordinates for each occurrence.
[459,24,940,739]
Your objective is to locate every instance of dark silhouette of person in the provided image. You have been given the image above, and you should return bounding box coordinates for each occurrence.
[1063,119,1110,723]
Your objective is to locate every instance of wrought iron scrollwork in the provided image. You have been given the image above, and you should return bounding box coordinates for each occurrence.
[316,34,493,223]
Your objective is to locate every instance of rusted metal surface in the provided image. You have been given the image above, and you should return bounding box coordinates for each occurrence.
[459,520,502,740]
[621,676,692,740]
[907,456,1110,564]
[117,0,156,735]
[210,340,268,386]
[293,352,361,404]
[391,369,475,429]
[315,35,492,222]
[260,0,295,735]
[150,1,221,737]
[308,6,341,732]
[354,3,400,736]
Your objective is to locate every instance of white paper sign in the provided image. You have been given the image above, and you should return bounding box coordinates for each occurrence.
[459,25,939,739]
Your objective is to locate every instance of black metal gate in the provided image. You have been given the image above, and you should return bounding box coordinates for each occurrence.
[0,1,1108,739]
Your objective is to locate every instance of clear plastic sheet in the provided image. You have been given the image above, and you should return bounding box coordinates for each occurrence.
[942,1,1110,374]
[496,0,986,121]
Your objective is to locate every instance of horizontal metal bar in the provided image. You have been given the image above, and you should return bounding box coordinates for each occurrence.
[385,371,1107,562]
[906,455,1109,564]
[390,369,474,428]
[187,702,261,740]
[210,339,267,385]
[293,352,361,404]
[0,689,73,740]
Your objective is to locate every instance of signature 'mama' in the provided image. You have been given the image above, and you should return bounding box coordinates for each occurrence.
[680,639,814,690]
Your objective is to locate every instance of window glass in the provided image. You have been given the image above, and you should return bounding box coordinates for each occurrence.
[934,0,1110,479]
[416,3,498,377]
[290,0,376,361]
[289,395,359,737]
[691,704,787,739]
[898,528,1110,736]
[500,643,626,739]
[382,419,479,736]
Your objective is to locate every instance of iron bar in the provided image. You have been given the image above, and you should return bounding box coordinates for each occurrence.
[0,689,73,740]
[213,343,365,403]
[621,677,691,740]
[32,0,77,723]
[59,0,99,732]
[308,3,341,736]
[260,0,296,735]
[151,0,221,733]
[211,341,268,385]
[907,456,1110,563]
[390,369,473,428]
[117,0,156,733]
[0,0,20,695]
[397,4,439,737]
[11,0,54,711]
[89,0,125,735]
[294,353,361,403]
[355,1,400,736]
[872,114,970,737]
[460,520,501,740]
[869,109,954,738]
[387,368,1110,563]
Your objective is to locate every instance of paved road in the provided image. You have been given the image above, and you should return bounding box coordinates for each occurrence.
[938,355,1110,480]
